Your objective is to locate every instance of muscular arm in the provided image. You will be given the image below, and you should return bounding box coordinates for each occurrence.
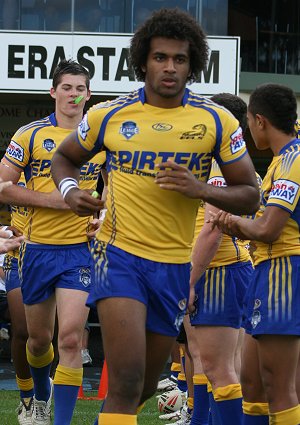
[51,131,104,216]
[0,160,67,209]
[190,204,223,287]
[211,206,290,244]
[155,154,260,215]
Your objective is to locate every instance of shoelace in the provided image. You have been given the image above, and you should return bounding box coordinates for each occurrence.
[34,402,47,420]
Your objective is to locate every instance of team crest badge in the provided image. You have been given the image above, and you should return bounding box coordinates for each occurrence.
[42,139,56,152]
[79,267,91,287]
[119,121,139,140]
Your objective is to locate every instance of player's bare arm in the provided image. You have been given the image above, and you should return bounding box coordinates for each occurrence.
[209,205,290,243]
[155,155,259,215]
[51,131,104,216]
[0,161,68,209]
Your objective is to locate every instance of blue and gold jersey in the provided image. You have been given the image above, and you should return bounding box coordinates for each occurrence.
[77,88,248,263]
[254,139,300,265]
[4,113,105,244]
[193,161,255,267]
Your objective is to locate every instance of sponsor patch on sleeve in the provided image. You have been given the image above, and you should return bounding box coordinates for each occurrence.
[207,176,226,187]
[6,140,24,162]
[269,179,299,205]
[230,127,245,155]
[78,114,90,141]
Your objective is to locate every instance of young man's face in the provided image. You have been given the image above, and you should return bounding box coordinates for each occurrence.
[50,73,91,118]
[142,36,191,108]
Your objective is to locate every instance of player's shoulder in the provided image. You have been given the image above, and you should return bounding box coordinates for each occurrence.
[186,90,239,126]
[88,89,141,115]
[281,140,300,162]
[14,115,53,139]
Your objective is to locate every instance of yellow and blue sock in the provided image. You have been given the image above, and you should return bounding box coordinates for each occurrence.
[53,364,83,425]
[242,401,269,424]
[170,362,181,380]
[16,375,34,399]
[214,383,243,425]
[207,382,222,425]
[269,404,300,425]
[98,413,137,424]
[178,347,188,392]
[26,343,53,401]
[191,374,209,425]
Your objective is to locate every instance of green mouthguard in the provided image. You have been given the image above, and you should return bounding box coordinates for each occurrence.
[74,95,84,104]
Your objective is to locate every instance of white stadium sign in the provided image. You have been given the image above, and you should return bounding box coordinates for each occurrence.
[0,31,240,96]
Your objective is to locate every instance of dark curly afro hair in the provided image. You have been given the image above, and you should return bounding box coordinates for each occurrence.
[130,8,209,84]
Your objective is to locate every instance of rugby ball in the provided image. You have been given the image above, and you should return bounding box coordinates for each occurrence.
[157,389,183,413]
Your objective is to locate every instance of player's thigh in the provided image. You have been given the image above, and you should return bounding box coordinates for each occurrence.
[56,287,89,338]
[195,325,240,366]
[257,334,300,385]
[97,297,147,370]
[7,287,28,336]
[24,294,56,345]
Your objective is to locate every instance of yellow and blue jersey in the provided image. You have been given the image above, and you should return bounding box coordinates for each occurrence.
[76,88,248,263]
[254,139,300,265]
[4,113,105,244]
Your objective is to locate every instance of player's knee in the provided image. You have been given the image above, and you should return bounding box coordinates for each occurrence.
[12,324,28,342]
[58,330,82,353]
[109,369,144,401]
[28,332,52,353]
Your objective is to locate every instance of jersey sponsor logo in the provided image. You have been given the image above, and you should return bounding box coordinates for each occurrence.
[269,179,299,205]
[152,123,173,132]
[207,176,226,187]
[6,140,24,162]
[78,114,90,141]
[230,127,245,154]
[119,121,139,140]
[79,267,91,287]
[180,124,207,140]
[42,138,56,152]
[109,150,212,174]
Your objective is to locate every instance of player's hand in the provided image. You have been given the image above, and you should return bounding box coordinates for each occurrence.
[155,161,203,198]
[0,235,24,253]
[208,210,241,236]
[87,218,101,240]
[188,286,197,314]
[65,188,104,217]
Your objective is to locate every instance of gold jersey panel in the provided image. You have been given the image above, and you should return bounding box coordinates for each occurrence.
[193,161,252,266]
[77,88,248,263]
[254,139,300,264]
[4,114,105,244]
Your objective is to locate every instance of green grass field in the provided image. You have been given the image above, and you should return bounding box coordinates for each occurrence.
[0,390,161,424]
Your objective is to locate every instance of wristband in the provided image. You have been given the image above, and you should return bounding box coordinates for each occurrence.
[59,177,79,199]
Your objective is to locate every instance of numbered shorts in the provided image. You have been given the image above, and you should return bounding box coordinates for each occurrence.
[19,242,92,305]
[3,255,20,292]
[190,261,253,329]
[88,241,190,337]
[244,256,300,337]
